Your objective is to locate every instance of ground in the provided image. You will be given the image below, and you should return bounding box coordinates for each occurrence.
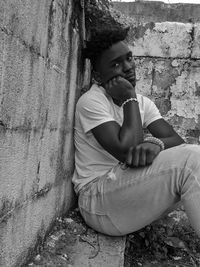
[125,207,200,267]
[26,207,200,267]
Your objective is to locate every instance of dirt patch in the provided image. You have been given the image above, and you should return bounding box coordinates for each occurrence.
[26,208,88,267]
[124,208,200,267]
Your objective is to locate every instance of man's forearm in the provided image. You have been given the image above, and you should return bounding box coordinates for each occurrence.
[119,99,143,151]
[160,135,185,149]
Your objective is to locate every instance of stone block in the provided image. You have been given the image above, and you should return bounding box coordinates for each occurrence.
[135,58,185,97]
[27,210,126,267]
[169,61,200,120]
[0,0,50,57]
[0,0,73,62]
[0,30,46,128]
[129,22,193,58]
[134,57,154,96]
[191,23,200,59]
[0,30,70,130]
[72,232,126,267]
[0,129,61,206]
[0,186,68,267]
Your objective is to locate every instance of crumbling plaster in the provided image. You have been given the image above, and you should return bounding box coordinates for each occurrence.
[127,21,200,143]
[113,1,200,24]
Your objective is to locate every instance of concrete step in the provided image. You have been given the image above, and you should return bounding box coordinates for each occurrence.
[27,208,126,267]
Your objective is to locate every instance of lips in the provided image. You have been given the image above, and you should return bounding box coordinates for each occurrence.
[125,72,135,80]
[125,74,135,82]
[125,74,136,86]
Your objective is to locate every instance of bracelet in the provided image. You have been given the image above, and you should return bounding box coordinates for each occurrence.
[143,136,165,151]
[122,97,138,108]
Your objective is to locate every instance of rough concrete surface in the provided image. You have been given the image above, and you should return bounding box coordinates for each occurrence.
[129,22,193,58]
[27,209,126,267]
[124,21,200,144]
[113,1,200,24]
[0,0,84,266]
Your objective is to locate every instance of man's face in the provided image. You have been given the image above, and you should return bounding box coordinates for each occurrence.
[95,41,136,87]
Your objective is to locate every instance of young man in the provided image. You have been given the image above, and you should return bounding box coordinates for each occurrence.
[72,27,200,236]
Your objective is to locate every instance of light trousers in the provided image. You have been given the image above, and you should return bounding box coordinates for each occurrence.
[78,144,200,236]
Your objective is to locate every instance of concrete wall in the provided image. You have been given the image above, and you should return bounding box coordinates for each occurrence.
[113,1,200,25]
[128,21,200,143]
[0,0,85,266]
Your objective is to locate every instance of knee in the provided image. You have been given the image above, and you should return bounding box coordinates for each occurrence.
[180,144,200,170]
[158,144,200,170]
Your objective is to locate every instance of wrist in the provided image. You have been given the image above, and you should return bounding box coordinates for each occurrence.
[122,97,138,108]
[122,91,136,102]
[143,136,165,151]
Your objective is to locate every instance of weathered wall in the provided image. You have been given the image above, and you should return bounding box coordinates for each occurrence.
[0,0,85,266]
[127,22,200,143]
[113,1,200,25]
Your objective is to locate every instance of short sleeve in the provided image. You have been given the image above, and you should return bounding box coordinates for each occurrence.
[143,96,162,128]
[76,91,115,133]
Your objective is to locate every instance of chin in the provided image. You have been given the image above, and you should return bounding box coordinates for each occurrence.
[129,79,136,87]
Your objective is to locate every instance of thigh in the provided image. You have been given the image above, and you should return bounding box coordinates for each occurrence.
[79,144,200,235]
[99,144,199,234]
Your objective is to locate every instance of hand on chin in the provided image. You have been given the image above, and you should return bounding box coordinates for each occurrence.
[126,77,136,87]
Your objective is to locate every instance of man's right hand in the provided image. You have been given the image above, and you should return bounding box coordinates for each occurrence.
[125,142,161,167]
[104,76,136,103]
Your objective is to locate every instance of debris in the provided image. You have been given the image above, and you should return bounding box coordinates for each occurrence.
[173,256,182,260]
[164,236,188,250]
[46,239,56,248]
[58,253,69,261]
[64,218,74,223]
[50,234,59,241]
[34,254,41,264]
[56,217,63,223]
[79,234,100,259]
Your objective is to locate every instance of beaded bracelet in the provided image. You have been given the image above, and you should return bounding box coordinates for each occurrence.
[143,136,165,151]
[122,97,138,108]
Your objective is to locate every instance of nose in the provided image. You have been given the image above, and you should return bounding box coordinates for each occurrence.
[123,60,133,73]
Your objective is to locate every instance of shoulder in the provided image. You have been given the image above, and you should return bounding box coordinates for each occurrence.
[76,84,110,112]
[137,94,156,113]
[137,94,162,127]
[137,94,153,106]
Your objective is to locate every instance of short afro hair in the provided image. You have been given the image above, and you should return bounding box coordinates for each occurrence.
[83,26,129,68]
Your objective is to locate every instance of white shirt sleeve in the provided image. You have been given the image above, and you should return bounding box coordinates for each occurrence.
[143,96,162,128]
[77,91,115,133]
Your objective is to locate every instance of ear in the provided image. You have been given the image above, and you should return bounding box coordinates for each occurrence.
[92,70,102,85]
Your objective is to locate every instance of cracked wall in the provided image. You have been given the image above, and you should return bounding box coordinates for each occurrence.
[113,1,200,25]
[0,0,85,266]
[127,21,200,144]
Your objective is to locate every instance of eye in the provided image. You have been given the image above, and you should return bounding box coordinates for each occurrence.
[113,62,120,68]
[127,55,133,62]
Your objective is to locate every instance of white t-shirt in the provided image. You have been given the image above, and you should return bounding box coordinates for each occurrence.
[72,84,162,193]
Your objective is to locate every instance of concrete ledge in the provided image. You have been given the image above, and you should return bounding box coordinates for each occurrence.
[27,208,126,267]
[70,227,126,267]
